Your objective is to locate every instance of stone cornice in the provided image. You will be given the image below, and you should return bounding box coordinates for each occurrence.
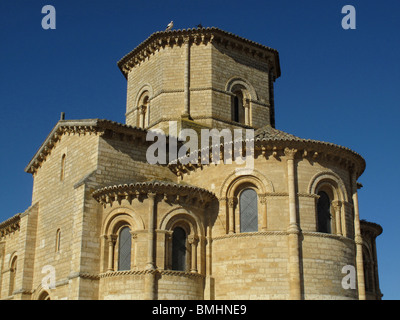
[92,180,216,208]
[168,137,366,179]
[25,119,151,175]
[0,213,20,238]
[117,27,280,79]
[360,219,383,238]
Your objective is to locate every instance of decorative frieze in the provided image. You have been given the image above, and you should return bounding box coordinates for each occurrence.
[0,213,20,238]
[92,181,216,209]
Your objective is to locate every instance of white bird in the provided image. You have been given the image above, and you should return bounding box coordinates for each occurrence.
[165,21,173,31]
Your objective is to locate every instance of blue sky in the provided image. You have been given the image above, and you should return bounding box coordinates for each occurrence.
[0,0,399,299]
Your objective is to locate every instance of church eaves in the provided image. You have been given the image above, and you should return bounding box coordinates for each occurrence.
[117,27,281,80]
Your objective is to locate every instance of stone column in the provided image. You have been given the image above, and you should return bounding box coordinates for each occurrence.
[146,193,157,270]
[131,232,138,268]
[183,36,190,118]
[139,106,146,128]
[332,201,343,236]
[228,197,236,234]
[352,175,366,300]
[260,194,268,230]
[107,235,117,272]
[244,99,250,126]
[188,235,199,273]
[284,147,302,300]
[165,231,173,270]
[145,193,157,300]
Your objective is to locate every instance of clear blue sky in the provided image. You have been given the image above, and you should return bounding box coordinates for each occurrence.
[0,0,399,299]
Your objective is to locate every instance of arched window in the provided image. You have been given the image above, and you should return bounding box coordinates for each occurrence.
[317,191,331,233]
[231,89,245,124]
[172,227,187,271]
[60,154,66,181]
[137,91,150,128]
[9,256,17,296]
[118,226,131,271]
[239,188,258,233]
[55,229,61,252]
[38,291,51,300]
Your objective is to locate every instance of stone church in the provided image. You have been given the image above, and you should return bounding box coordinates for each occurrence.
[0,27,382,300]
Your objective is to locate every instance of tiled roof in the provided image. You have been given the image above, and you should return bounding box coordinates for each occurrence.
[254,125,302,141]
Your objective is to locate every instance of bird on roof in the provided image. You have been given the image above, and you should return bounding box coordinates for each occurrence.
[197,23,203,28]
[165,21,173,31]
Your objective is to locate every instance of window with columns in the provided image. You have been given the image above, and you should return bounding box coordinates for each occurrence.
[137,91,150,128]
[104,221,134,272]
[227,182,263,234]
[230,86,251,125]
[227,79,254,126]
[165,219,199,274]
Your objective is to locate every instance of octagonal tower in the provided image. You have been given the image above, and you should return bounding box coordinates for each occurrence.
[118,27,280,134]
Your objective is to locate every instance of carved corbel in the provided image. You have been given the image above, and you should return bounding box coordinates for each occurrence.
[284,147,297,160]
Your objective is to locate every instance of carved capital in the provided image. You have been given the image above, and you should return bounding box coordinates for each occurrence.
[331,200,342,211]
[259,194,267,204]
[284,147,297,160]
[139,105,147,114]
[355,234,363,245]
[107,234,118,245]
[228,197,237,208]
[130,232,138,240]
[188,235,199,245]
[148,192,157,200]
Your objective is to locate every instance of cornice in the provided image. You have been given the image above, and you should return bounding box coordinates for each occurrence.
[92,180,216,208]
[0,213,20,238]
[168,137,366,179]
[360,219,383,238]
[117,27,280,79]
[25,119,150,175]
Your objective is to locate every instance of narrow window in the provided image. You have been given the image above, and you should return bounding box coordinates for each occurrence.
[317,191,331,233]
[363,251,373,292]
[233,96,239,122]
[240,188,258,232]
[172,227,187,271]
[60,154,66,181]
[55,229,61,252]
[38,291,51,300]
[118,227,131,271]
[9,256,17,296]
[231,88,246,124]
[137,92,150,128]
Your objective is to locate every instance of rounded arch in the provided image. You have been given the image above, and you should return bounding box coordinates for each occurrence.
[308,171,348,202]
[102,207,145,236]
[8,251,17,269]
[225,77,258,101]
[159,207,203,237]
[219,169,274,199]
[134,83,154,107]
[37,289,51,300]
